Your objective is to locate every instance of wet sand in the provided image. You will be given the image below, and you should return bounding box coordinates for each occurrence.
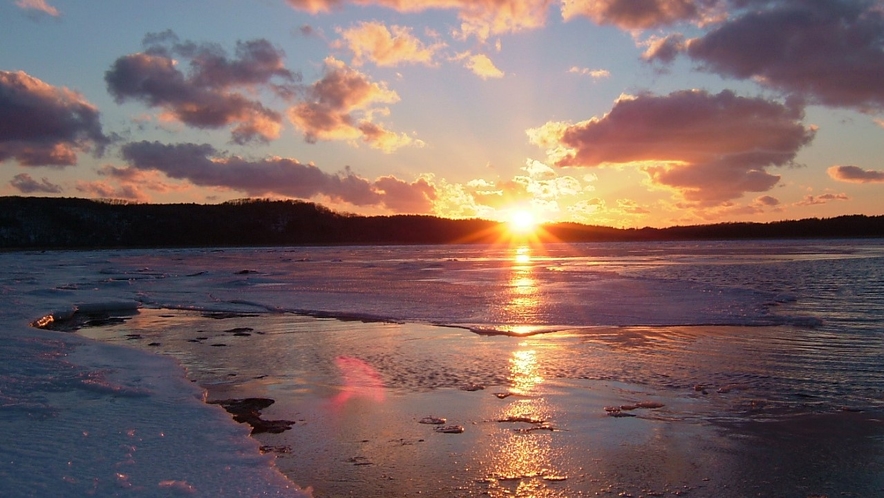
[74,309,884,497]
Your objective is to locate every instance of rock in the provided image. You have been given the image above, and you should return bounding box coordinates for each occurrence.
[635,401,664,409]
[225,327,254,334]
[419,416,446,425]
[497,415,545,424]
[435,425,465,434]
[209,398,297,434]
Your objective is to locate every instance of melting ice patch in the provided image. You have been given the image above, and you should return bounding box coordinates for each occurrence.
[0,254,311,497]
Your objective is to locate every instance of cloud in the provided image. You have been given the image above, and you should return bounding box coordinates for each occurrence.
[120,140,435,212]
[335,21,444,67]
[105,32,297,144]
[827,165,884,184]
[9,173,63,194]
[562,0,715,29]
[456,52,505,79]
[15,0,59,17]
[616,198,650,214]
[754,195,780,207]
[285,0,553,40]
[374,175,436,212]
[439,159,590,221]
[687,0,884,111]
[0,71,109,167]
[642,34,686,63]
[528,89,816,205]
[75,181,149,202]
[288,57,418,152]
[796,193,849,206]
[568,67,611,80]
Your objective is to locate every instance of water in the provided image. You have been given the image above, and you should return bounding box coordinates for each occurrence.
[4,239,884,497]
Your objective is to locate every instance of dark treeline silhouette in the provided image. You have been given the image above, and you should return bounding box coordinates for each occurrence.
[1,196,881,249]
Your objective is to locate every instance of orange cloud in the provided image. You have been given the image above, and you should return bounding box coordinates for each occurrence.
[286,0,553,40]
[528,89,816,205]
[335,21,443,66]
[288,57,418,152]
[456,51,504,79]
[432,159,592,222]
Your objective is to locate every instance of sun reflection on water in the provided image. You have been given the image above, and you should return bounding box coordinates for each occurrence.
[514,246,532,265]
[510,349,544,395]
[505,246,540,325]
[477,344,568,496]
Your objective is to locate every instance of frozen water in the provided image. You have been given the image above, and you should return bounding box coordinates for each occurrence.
[2,239,884,496]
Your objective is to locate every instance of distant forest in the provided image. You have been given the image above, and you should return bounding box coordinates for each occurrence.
[1,196,882,249]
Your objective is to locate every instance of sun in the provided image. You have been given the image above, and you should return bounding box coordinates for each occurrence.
[508,209,539,235]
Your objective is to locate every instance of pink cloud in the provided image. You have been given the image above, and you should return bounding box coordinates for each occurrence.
[642,34,686,63]
[827,165,884,184]
[687,1,884,111]
[0,71,109,167]
[374,176,436,212]
[754,195,780,207]
[562,0,715,29]
[15,0,59,17]
[9,173,63,194]
[75,180,149,202]
[121,140,435,212]
[285,0,553,39]
[528,89,815,205]
[105,32,296,144]
[288,57,417,152]
[796,193,849,206]
[335,21,443,67]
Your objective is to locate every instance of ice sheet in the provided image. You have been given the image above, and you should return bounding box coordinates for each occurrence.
[0,253,311,497]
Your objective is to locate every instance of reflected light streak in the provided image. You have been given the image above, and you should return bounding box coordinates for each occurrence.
[481,347,563,494]
[330,356,385,408]
[510,349,544,395]
[515,246,532,265]
[504,246,541,327]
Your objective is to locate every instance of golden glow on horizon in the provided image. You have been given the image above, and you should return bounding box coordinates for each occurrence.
[508,209,539,235]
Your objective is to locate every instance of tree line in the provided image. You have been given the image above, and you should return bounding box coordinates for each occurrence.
[0,196,881,249]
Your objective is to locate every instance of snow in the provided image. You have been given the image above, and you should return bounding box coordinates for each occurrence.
[0,250,311,497]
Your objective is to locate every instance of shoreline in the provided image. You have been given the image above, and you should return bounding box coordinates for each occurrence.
[64,307,884,497]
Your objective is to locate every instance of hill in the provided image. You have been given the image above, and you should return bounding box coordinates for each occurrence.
[0,196,881,249]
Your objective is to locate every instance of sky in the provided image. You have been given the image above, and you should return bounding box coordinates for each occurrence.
[1,0,883,228]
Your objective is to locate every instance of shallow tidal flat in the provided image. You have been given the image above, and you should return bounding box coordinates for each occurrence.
[75,308,884,497]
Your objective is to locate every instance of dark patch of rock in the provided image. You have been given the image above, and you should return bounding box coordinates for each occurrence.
[209,398,297,435]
